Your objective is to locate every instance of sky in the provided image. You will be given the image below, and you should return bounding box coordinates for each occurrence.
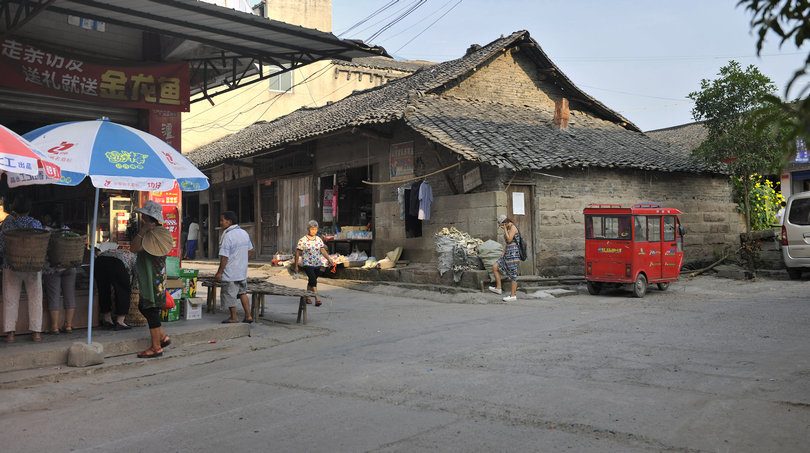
[331,0,808,132]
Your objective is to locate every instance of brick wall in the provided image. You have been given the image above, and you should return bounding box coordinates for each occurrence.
[442,48,568,110]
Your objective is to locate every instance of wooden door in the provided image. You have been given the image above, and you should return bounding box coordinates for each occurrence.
[278,175,313,254]
[260,181,278,256]
[506,184,535,275]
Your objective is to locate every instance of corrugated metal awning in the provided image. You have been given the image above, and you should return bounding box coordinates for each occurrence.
[0,0,387,100]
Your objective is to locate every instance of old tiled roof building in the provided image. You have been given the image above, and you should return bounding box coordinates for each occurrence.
[188,30,740,279]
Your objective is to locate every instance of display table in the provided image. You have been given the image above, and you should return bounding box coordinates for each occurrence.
[325,239,372,255]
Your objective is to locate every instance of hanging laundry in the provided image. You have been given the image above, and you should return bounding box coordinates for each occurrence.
[397,186,407,220]
[418,180,433,220]
[409,180,421,216]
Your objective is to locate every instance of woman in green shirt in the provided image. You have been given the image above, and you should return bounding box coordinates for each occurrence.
[131,201,173,359]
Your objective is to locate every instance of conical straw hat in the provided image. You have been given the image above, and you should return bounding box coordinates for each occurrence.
[142,226,173,256]
[385,246,402,264]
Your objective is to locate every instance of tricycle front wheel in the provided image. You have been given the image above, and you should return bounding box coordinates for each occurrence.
[657,282,670,291]
[632,274,647,298]
[586,281,601,295]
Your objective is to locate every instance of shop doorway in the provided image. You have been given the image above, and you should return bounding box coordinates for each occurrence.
[319,167,373,255]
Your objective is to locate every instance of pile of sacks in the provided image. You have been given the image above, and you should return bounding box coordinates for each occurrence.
[435,227,484,282]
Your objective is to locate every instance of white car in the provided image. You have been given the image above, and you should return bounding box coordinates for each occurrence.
[782,191,810,279]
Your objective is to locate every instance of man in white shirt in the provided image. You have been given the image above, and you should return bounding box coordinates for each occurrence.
[215,211,254,323]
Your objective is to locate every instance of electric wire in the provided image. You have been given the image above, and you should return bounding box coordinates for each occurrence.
[337,0,399,37]
[367,0,427,43]
[183,63,337,132]
[393,0,463,54]
[347,0,422,40]
[383,0,459,41]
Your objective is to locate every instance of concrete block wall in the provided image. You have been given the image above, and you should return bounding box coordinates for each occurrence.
[375,191,505,263]
[534,168,740,275]
[374,165,739,277]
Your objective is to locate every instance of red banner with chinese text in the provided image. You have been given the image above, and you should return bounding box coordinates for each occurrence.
[0,38,190,112]
[148,109,181,149]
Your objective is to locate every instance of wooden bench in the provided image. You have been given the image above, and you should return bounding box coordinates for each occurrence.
[247,282,324,325]
[200,278,321,324]
[200,277,265,314]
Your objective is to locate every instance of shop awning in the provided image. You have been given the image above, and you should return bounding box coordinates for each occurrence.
[0,0,387,101]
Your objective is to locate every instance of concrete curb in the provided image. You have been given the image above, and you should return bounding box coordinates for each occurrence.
[0,320,249,373]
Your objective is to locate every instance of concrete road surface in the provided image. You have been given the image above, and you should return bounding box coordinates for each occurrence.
[1,272,808,452]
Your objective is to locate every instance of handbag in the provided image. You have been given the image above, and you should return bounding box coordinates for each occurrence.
[516,229,528,261]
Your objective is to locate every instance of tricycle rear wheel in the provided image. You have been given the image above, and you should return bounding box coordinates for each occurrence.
[657,282,670,291]
[632,274,647,298]
[586,281,601,295]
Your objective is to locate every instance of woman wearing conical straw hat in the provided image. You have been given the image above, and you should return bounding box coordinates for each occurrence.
[131,201,174,358]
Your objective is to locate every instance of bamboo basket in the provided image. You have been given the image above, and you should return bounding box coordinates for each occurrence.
[48,231,86,268]
[4,228,50,272]
[125,289,147,327]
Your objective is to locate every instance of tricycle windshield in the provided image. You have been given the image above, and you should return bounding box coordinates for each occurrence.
[585,215,632,240]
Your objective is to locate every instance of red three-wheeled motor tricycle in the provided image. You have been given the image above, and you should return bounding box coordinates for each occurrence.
[583,203,684,297]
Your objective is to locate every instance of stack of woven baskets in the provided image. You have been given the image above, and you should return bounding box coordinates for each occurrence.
[3,228,88,272]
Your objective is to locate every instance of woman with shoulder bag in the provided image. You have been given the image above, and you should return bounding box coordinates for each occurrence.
[488,215,521,302]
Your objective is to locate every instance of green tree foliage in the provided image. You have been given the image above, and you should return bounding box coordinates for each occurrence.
[738,0,810,144]
[688,61,790,247]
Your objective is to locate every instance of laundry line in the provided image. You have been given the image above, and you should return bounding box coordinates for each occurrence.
[362,162,461,186]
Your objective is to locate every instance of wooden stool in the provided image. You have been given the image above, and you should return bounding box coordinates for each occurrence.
[202,281,221,313]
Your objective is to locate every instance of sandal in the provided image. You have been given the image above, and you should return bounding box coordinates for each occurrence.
[32,332,41,342]
[60,324,73,333]
[4,332,14,343]
[305,298,312,305]
[160,336,171,348]
[46,328,60,335]
[137,346,163,358]
[315,300,322,307]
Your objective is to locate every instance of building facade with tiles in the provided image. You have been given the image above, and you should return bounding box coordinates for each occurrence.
[188,30,741,277]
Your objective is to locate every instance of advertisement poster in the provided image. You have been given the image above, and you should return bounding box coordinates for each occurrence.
[161,206,180,258]
[512,192,525,216]
[390,141,414,180]
[150,182,181,257]
[323,189,334,222]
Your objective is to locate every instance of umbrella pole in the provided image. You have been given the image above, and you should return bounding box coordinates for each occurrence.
[87,187,100,345]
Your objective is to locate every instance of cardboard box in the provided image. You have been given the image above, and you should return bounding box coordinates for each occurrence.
[182,277,197,298]
[184,297,203,320]
[165,278,184,289]
[179,268,199,278]
[161,304,179,322]
[161,288,182,322]
[167,287,183,301]
[166,256,180,278]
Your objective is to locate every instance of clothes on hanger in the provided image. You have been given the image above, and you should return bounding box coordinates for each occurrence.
[418,180,433,220]
[409,180,421,217]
